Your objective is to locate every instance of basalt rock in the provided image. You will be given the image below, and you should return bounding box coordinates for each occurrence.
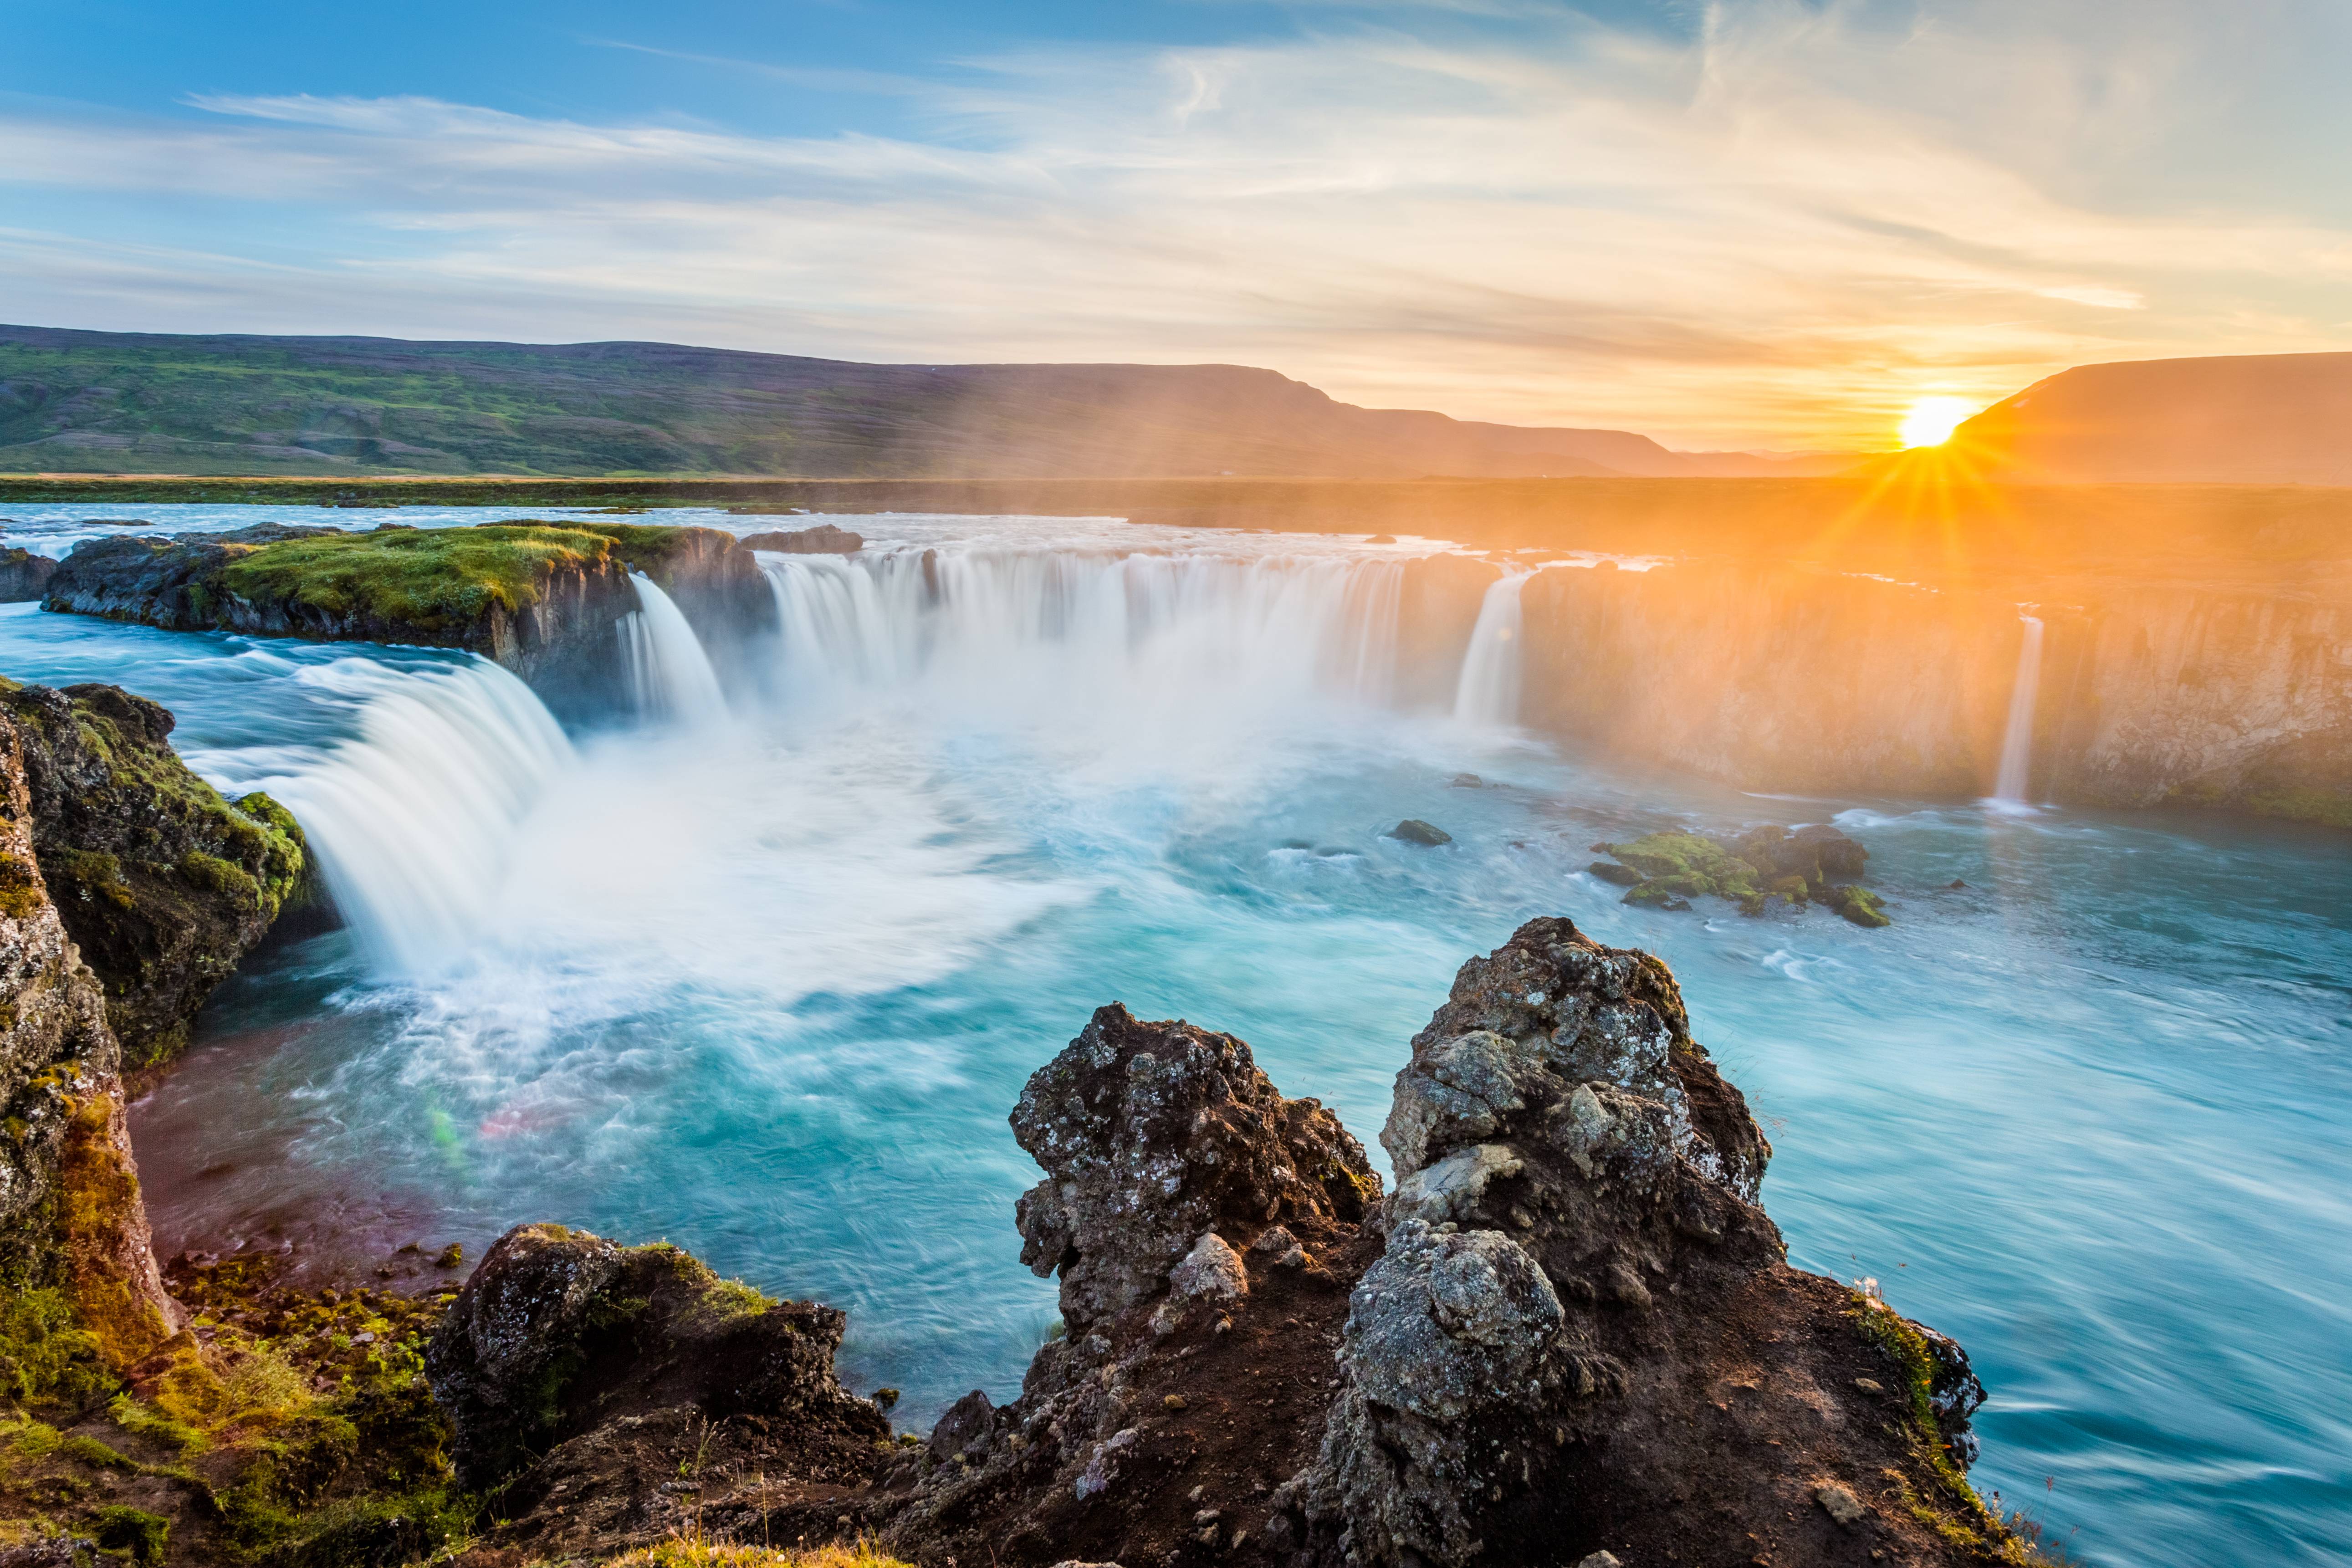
[1009,1002,1381,1334]
[1298,916,2004,1567]
[879,1006,1387,1566]
[2,545,58,602]
[1599,822,1889,923]
[0,703,180,1364]
[0,679,307,1069]
[424,1221,893,1548]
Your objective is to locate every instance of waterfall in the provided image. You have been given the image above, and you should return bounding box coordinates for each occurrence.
[619,572,729,726]
[1452,571,1529,726]
[259,659,575,975]
[757,548,1404,713]
[1993,613,2045,802]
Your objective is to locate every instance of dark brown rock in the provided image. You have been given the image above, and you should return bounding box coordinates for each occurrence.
[424,1222,890,1492]
[1009,1002,1381,1334]
[1,546,57,603]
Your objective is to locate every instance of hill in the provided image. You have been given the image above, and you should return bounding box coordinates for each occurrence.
[1951,351,2352,484]
[0,325,1841,480]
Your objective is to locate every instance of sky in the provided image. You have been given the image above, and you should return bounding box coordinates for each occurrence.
[2,0,2348,451]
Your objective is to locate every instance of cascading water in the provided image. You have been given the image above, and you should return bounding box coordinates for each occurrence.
[1452,570,1530,725]
[759,548,1404,718]
[253,659,575,974]
[619,572,730,725]
[1992,613,2045,803]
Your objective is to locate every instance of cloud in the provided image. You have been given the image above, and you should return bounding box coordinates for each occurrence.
[1,0,2347,447]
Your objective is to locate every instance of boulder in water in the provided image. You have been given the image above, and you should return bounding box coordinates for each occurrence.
[1387,818,1453,846]
[1,546,57,602]
[1585,859,1643,887]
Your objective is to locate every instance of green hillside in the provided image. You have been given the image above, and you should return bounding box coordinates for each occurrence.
[0,326,1829,480]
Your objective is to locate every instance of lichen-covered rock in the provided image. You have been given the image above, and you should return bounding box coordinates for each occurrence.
[0,704,179,1363]
[1297,917,2002,1567]
[0,678,307,1068]
[1010,1002,1381,1333]
[1597,822,1888,924]
[424,1221,888,1489]
[1309,1219,1565,1564]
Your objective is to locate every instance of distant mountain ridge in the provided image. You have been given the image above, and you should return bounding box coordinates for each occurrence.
[1951,351,2352,484]
[0,325,1843,480]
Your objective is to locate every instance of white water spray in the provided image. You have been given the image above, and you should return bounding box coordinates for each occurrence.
[760,548,1403,716]
[1993,613,2045,803]
[258,659,575,974]
[619,573,729,726]
[1452,571,1530,726]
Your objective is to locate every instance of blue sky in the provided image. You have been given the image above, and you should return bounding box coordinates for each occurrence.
[4,0,2348,447]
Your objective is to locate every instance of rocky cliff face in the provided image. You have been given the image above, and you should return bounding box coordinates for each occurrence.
[0,702,181,1365]
[0,678,307,1069]
[1512,559,2352,827]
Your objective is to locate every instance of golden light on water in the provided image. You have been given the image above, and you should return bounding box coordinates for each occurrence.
[1899,396,1978,449]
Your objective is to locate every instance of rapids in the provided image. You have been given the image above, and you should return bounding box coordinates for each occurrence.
[3,506,2347,1568]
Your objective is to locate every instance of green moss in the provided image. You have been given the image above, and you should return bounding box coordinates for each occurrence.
[0,1289,113,1409]
[0,849,43,921]
[88,1505,169,1564]
[107,1395,209,1457]
[47,849,137,912]
[1604,833,1763,902]
[1849,1290,2053,1564]
[179,851,261,905]
[1822,885,1892,928]
[212,519,695,633]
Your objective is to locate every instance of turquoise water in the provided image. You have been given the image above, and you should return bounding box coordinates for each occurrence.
[5,510,2348,1566]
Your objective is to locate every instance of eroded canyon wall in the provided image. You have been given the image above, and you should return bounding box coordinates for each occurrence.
[1409,554,2351,825]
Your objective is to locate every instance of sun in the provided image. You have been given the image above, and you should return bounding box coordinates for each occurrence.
[1898,395,1977,449]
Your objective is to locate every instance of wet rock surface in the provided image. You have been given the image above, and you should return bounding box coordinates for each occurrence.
[0,678,307,1068]
[1,545,57,602]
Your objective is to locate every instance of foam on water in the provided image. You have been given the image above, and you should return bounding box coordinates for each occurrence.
[3,511,2349,1567]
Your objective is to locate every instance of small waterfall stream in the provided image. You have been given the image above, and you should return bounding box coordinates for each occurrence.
[1993,613,2045,803]
[1452,570,1530,725]
[619,572,730,725]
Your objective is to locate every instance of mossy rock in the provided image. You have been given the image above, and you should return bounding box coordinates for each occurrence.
[1821,884,1892,927]
[1605,833,1762,901]
[0,682,309,1067]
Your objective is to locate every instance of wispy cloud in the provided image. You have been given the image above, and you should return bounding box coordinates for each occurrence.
[2,0,2347,447]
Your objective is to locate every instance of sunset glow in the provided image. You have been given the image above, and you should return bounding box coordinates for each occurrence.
[1900,397,1979,449]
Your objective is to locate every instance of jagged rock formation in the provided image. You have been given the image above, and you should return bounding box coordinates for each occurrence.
[0,678,307,1068]
[0,701,180,1364]
[40,519,775,718]
[424,1222,894,1558]
[882,920,2030,1567]
[1010,1003,1382,1335]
